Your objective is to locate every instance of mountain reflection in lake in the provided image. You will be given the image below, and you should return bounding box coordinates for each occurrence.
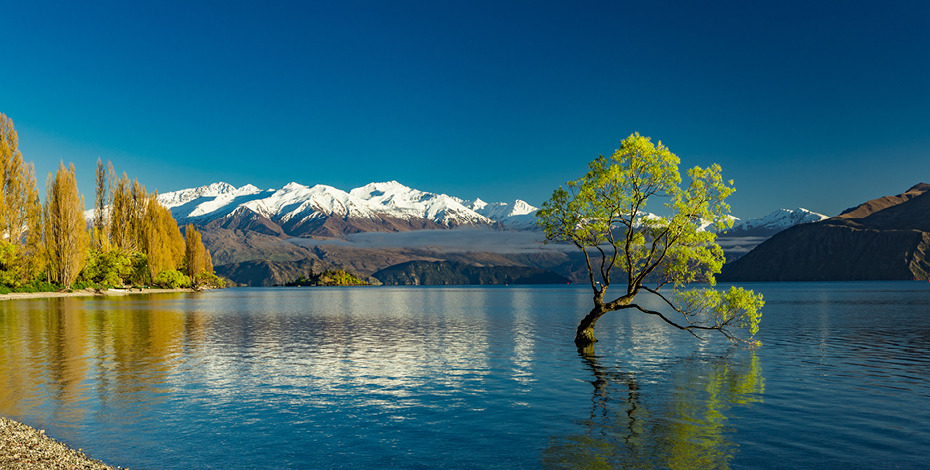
[0,283,928,469]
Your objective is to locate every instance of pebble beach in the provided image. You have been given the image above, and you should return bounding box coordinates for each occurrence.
[0,287,199,301]
[0,417,119,470]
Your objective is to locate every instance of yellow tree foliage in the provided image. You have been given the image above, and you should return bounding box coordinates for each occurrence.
[0,113,44,284]
[109,172,134,251]
[204,247,213,274]
[44,162,89,287]
[0,113,38,245]
[184,223,206,279]
[142,193,186,280]
[93,162,190,284]
[21,180,44,282]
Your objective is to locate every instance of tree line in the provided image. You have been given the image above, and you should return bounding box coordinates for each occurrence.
[0,112,222,293]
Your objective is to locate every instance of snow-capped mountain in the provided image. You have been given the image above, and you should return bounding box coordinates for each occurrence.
[723,208,828,236]
[349,181,494,226]
[462,198,538,230]
[153,181,539,238]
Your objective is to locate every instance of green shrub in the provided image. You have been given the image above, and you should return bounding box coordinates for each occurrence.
[14,280,61,293]
[153,269,192,289]
[80,249,134,287]
[193,271,226,289]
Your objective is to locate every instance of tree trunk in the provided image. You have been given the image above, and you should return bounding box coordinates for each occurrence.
[574,296,633,346]
[575,306,606,346]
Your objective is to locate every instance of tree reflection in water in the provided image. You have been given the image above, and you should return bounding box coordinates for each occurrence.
[542,345,764,469]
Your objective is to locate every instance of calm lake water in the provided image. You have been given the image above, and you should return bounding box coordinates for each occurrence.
[1,283,928,469]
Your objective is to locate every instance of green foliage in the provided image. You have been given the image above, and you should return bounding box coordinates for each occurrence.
[2,280,61,294]
[0,242,20,288]
[285,269,368,287]
[319,269,367,286]
[192,270,226,289]
[537,133,763,343]
[80,249,134,287]
[72,280,100,290]
[153,269,192,289]
[130,251,150,286]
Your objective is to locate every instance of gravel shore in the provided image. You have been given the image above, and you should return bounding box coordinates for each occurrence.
[0,417,120,469]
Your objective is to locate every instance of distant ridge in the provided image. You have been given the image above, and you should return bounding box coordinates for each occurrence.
[720,183,930,281]
[372,260,570,285]
[836,183,930,219]
[722,208,828,237]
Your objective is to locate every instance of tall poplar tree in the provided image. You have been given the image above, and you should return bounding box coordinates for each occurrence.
[184,223,206,279]
[0,113,43,285]
[45,162,89,287]
[110,172,133,251]
[0,113,38,245]
[92,157,109,249]
[142,193,186,280]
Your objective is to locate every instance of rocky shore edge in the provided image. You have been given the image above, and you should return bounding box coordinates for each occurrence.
[0,287,203,301]
[0,417,120,469]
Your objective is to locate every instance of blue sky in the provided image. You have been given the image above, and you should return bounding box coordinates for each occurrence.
[2,0,928,218]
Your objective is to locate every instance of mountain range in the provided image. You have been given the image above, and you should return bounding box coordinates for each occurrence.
[119,180,836,285]
[151,180,825,239]
[155,181,538,239]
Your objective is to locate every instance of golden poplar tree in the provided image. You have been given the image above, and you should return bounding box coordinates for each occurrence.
[204,248,213,275]
[22,187,44,282]
[0,113,44,285]
[184,223,205,279]
[0,113,13,235]
[0,113,37,244]
[92,157,110,250]
[44,162,89,287]
[142,193,185,280]
[109,172,133,251]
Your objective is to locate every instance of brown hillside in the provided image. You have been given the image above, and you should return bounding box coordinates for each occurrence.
[720,183,930,281]
[836,182,930,219]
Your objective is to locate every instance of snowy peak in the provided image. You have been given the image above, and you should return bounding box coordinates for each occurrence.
[349,180,410,199]
[467,199,538,220]
[724,208,828,236]
[157,182,270,221]
[243,183,377,221]
[350,182,494,226]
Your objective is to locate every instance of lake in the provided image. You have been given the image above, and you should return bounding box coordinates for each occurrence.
[1,283,928,469]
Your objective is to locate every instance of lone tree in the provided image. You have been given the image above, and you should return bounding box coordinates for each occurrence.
[537,133,763,346]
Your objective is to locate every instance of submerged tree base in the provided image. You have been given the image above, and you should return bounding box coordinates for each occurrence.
[574,329,598,347]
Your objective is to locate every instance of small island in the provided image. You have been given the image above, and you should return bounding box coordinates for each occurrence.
[282,269,371,286]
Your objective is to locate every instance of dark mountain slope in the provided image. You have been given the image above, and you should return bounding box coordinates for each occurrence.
[214,258,333,287]
[372,261,570,285]
[720,183,930,281]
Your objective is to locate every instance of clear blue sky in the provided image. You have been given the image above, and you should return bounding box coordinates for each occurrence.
[2,0,928,218]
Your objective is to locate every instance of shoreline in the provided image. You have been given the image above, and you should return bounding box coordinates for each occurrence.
[0,417,119,469]
[0,287,202,301]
